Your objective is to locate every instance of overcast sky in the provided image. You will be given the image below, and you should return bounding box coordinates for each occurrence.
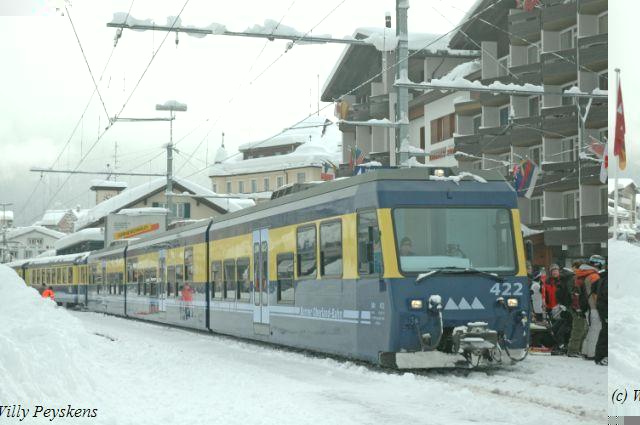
[0,0,476,225]
[609,0,637,183]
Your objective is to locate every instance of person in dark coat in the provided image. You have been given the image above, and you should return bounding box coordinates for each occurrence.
[594,270,607,365]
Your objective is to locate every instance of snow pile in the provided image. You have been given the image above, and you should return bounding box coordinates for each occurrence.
[110,12,153,29]
[436,59,481,83]
[397,75,544,95]
[0,265,98,404]
[155,99,187,111]
[245,19,330,39]
[609,239,640,415]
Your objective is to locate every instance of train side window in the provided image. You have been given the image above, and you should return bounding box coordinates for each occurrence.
[296,225,317,278]
[236,258,250,301]
[68,267,73,284]
[320,220,342,277]
[211,261,222,299]
[358,210,383,276]
[137,269,143,295]
[277,253,295,303]
[184,247,194,283]
[224,260,236,300]
[175,265,184,296]
[149,268,157,296]
[167,266,175,297]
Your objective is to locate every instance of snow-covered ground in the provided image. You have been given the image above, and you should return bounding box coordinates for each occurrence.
[609,239,640,416]
[0,265,606,424]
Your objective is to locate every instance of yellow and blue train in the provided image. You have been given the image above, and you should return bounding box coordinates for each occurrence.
[10,168,530,368]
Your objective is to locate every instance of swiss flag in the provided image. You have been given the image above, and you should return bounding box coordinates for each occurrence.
[516,0,540,12]
[614,78,626,170]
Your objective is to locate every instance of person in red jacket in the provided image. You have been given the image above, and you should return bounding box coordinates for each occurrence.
[181,282,194,320]
[543,264,560,313]
[41,286,55,300]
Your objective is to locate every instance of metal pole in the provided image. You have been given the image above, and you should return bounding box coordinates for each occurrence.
[613,68,621,240]
[166,111,174,228]
[394,0,409,167]
[1,202,13,263]
[577,102,584,257]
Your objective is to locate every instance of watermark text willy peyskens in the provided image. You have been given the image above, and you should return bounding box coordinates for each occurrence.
[0,405,98,422]
[610,388,640,406]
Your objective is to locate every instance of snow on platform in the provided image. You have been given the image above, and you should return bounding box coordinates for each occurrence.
[609,239,640,416]
[1,264,605,424]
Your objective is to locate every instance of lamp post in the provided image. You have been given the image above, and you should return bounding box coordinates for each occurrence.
[1,202,13,263]
[155,101,187,227]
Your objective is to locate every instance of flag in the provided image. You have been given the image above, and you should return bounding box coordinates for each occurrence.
[512,159,540,199]
[600,141,608,184]
[349,146,365,169]
[614,78,627,170]
[587,135,605,158]
[516,0,540,12]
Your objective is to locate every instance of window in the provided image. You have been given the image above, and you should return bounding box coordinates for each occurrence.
[497,55,509,77]
[598,12,608,34]
[358,210,382,275]
[224,260,236,299]
[560,26,577,50]
[251,179,257,193]
[530,197,542,225]
[167,266,175,296]
[277,176,284,188]
[238,181,245,194]
[297,226,317,278]
[263,177,270,192]
[212,183,217,193]
[236,258,250,301]
[226,181,232,193]
[176,203,191,219]
[277,253,295,303]
[296,172,305,183]
[527,42,540,64]
[211,261,223,299]
[393,208,516,273]
[530,145,542,166]
[184,247,194,282]
[598,72,608,91]
[473,115,482,133]
[563,192,579,219]
[499,106,510,127]
[560,136,578,162]
[529,96,540,117]
[320,221,342,277]
[175,265,184,296]
[430,113,456,144]
[419,127,426,152]
[27,238,43,247]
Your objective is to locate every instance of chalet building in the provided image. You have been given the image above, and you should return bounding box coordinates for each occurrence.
[34,208,85,234]
[1,226,65,261]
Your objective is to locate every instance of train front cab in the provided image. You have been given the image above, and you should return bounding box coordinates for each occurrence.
[374,181,530,369]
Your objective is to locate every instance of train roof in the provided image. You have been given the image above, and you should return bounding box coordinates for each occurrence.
[22,252,91,267]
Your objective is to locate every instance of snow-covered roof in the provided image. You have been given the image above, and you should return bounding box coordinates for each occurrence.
[33,210,69,226]
[117,207,168,216]
[0,210,14,221]
[90,179,128,190]
[211,117,342,178]
[6,226,65,241]
[54,228,104,251]
[238,116,332,152]
[28,251,91,265]
[609,205,631,218]
[75,177,254,230]
[437,59,481,83]
[609,178,637,194]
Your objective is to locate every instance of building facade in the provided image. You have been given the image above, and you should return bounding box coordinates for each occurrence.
[1,226,65,262]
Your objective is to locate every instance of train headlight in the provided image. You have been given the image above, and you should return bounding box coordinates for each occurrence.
[410,299,423,310]
[507,298,519,308]
[434,169,445,177]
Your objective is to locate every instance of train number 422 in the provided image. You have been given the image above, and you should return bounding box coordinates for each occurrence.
[489,282,524,297]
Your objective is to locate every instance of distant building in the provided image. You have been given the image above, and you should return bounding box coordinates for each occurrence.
[75,176,254,231]
[90,180,128,204]
[0,210,14,229]
[54,228,105,255]
[34,208,85,234]
[1,226,65,262]
[609,179,638,239]
[209,116,341,202]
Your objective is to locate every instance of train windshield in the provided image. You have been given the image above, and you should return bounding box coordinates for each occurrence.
[393,207,516,274]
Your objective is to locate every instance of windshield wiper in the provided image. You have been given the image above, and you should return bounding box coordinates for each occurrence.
[416,267,504,283]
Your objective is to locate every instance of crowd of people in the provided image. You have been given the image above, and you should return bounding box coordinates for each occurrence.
[527,255,607,366]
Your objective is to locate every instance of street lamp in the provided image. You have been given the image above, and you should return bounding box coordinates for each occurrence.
[155,101,187,227]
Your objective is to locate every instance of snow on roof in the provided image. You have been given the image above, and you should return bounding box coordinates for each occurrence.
[6,226,65,240]
[33,210,69,226]
[75,177,254,230]
[28,251,91,265]
[0,210,13,221]
[238,116,332,152]
[609,178,637,194]
[609,205,631,218]
[437,59,481,83]
[90,179,128,190]
[397,75,544,94]
[54,228,104,251]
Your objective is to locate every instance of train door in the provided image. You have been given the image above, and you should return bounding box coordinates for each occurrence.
[252,228,270,329]
[158,251,167,313]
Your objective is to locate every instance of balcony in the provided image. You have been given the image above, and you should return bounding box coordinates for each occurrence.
[453,134,482,159]
[578,0,607,15]
[542,1,577,31]
[543,214,607,246]
[541,48,577,85]
[585,101,607,129]
[541,105,578,138]
[347,94,390,121]
[540,162,601,191]
[508,9,541,46]
[578,33,607,73]
[454,99,481,117]
[509,62,542,85]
